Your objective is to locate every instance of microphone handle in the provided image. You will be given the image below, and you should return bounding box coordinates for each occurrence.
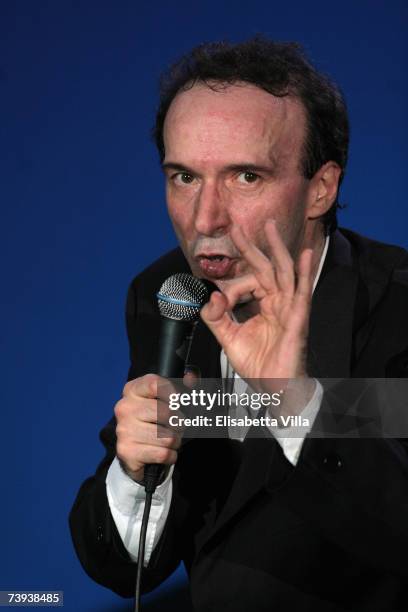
[157,318,195,378]
[143,317,195,492]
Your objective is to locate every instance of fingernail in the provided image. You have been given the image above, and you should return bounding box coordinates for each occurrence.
[184,365,201,377]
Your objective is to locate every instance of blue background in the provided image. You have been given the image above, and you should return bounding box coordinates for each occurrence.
[1,1,407,610]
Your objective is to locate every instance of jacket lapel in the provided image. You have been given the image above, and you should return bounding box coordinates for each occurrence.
[307,230,358,378]
[187,319,221,378]
[208,434,280,535]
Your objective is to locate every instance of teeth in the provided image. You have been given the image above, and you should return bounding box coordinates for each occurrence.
[207,255,225,261]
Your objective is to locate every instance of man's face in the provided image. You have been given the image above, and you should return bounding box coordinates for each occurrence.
[162,82,313,293]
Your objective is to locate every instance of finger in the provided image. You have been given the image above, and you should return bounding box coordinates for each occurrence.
[149,397,179,427]
[183,367,201,389]
[117,396,175,428]
[151,424,182,448]
[220,274,265,310]
[119,443,178,468]
[117,419,182,449]
[143,422,182,448]
[200,290,239,348]
[156,377,186,405]
[230,225,278,294]
[123,373,163,400]
[264,219,295,294]
[287,249,314,337]
[295,248,314,300]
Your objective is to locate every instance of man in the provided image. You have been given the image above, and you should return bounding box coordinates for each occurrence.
[70,38,408,610]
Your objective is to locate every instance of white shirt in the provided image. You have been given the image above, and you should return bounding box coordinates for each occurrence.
[106,236,329,565]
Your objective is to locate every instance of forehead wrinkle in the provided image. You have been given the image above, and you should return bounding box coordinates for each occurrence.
[168,83,285,135]
[164,83,306,172]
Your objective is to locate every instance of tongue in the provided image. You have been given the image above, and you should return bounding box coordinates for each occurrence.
[198,257,234,279]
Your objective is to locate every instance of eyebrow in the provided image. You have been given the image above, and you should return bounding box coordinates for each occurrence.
[162,162,194,174]
[161,162,277,175]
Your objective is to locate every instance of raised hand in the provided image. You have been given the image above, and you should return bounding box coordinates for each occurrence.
[200,219,314,388]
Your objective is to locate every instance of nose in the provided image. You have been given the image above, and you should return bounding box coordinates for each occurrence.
[193,181,230,237]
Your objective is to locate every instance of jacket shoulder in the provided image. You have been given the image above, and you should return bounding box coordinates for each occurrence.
[129,247,190,300]
[339,227,408,281]
[338,229,408,375]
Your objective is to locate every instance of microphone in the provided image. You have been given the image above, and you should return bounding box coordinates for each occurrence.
[143,273,209,492]
[134,273,210,611]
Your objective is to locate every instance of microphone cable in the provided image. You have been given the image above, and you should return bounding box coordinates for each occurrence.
[134,465,162,612]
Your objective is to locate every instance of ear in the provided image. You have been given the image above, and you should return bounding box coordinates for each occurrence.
[306,162,342,220]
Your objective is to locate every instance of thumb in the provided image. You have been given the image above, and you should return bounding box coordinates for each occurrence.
[183,365,201,388]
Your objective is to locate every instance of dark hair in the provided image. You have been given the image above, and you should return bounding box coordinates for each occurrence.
[153,36,349,232]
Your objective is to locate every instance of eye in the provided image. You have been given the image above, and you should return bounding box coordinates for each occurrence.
[237,171,259,184]
[173,172,195,185]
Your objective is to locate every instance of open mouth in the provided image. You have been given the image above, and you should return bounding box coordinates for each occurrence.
[197,255,236,279]
[205,255,226,261]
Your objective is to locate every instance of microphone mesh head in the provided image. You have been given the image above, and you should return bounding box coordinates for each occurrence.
[157,273,209,322]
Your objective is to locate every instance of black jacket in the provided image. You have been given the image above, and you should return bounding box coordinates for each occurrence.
[69,228,408,611]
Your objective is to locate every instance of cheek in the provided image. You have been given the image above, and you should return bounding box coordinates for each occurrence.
[262,182,307,221]
[234,187,306,251]
[166,196,194,244]
[228,192,284,235]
